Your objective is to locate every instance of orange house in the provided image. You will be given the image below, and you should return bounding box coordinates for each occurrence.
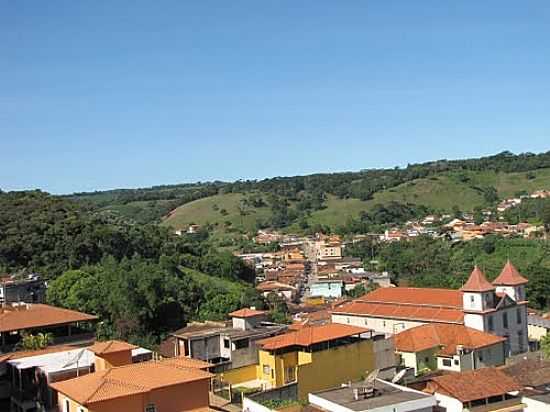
[50,343,213,412]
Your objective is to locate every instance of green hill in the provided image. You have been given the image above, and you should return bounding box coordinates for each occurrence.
[162,168,550,234]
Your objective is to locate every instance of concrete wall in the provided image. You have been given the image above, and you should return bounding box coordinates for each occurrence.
[523,396,550,412]
[219,364,259,385]
[190,335,221,360]
[432,392,463,412]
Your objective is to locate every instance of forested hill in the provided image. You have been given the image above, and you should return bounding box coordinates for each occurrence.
[63,151,550,234]
[0,191,260,346]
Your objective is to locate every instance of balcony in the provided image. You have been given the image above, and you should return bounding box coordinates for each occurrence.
[466,398,524,412]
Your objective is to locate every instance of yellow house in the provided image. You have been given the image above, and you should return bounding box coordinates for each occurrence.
[256,324,375,399]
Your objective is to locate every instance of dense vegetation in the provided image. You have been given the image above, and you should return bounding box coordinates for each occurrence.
[0,191,259,347]
[348,236,550,310]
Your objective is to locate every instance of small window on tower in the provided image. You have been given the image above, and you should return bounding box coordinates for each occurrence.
[517,308,522,324]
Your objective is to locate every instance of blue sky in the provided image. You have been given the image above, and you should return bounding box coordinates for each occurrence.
[1,1,549,194]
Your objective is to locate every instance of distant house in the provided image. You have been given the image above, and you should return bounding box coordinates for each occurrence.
[309,280,344,300]
[424,368,523,412]
[501,357,550,412]
[169,308,287,384]
[256,281,297,301]
[527,314,550,345]
[0,274,47,305]
[395,323,506,375]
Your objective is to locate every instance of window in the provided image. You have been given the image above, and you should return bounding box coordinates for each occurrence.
[454,359,459,366]
[364,319,368,326]
[263,365,271,375]
[64,400,70,412]
[470,295,475,304]
[517,308,522,324]
[78,408,85,412]
[442,359,452,367]
[223,339,230,349]
[503,312,508,329]
[145,404,157,412]
[234,339,249,350]
[488,315,494,331]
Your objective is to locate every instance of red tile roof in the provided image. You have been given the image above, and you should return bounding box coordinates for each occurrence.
[395,324,505,355]
[461,266,495,292]
[160,356,212,370]
[50,359,213,406]
[88,340,137,355]
[257,323,369,351]
[357,287,463,309]
[0,304,98,333]
[333,301,464,324]
[228,308,267,318]
[425,368,521,402]
[493,260,528,286]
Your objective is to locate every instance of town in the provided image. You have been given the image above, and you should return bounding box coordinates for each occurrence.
[3,2,550,411]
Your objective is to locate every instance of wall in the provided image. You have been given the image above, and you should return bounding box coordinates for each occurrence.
[310,282,343,299]
[399,348,438,375]
[523,396,550,412]
[296,339,375,399]
[528,324,549,341]
[190,335,222,360]
[94,351,132,370]
[432,392,463,412]
[146,378,210,412]
[331,314,427,335]
[219,364,258,385]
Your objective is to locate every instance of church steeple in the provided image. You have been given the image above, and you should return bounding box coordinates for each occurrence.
[493,260,528,286]
[461,266,495,292]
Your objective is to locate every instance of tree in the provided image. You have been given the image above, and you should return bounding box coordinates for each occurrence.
[18,332,53,350]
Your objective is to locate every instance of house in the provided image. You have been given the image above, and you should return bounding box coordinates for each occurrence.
[0,303,98,351]
[255,323,393,399]
[395,323,506,375]
[501,357,550,412]
[308,378,436,412]
[257,281,297,302]
[316,236,342,261]
[424,367,523,412]
[527,314,550,345]
[2,340,152,412]
[50,348,213,412]
[170,309,287,384]
[332,261,529,355]
[309,280,344,300]
[0,274,47,305]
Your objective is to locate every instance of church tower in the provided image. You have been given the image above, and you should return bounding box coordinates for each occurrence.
[492,260,528,302]
[461,266,496,332]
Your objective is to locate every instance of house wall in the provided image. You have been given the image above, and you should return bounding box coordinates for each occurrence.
[94,351,132,371]
[432,392,463,412]
[398,348,438,375]
[259,339,375,399]
[218,364,258,385]
[528,324,549,341]
[310,282,343,299]
[146,378,210,412]
[190,335,221,360]
[331,314,427,335]
[523,396,550,412]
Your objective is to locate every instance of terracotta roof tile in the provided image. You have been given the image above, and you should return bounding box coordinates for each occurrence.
[461,266,495,292]
[88,340,138,355]
[161,356,212,370]
[493,260,528,286]
[228,308,267,318]
[426,368,520,402]
[332,301,464,324]
[0,304,97,333]
[50,358,213,406]
[357,287,463,309]
[257,323,369,351]
[395,324,505,354]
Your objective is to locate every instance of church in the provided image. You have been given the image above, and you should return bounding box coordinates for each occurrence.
[331,261,529,354]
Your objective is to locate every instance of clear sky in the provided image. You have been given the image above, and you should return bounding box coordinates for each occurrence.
[1,1,549,194]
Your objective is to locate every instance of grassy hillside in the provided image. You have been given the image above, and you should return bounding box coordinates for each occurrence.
[162,168,550,234]
[161,193,272,232]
